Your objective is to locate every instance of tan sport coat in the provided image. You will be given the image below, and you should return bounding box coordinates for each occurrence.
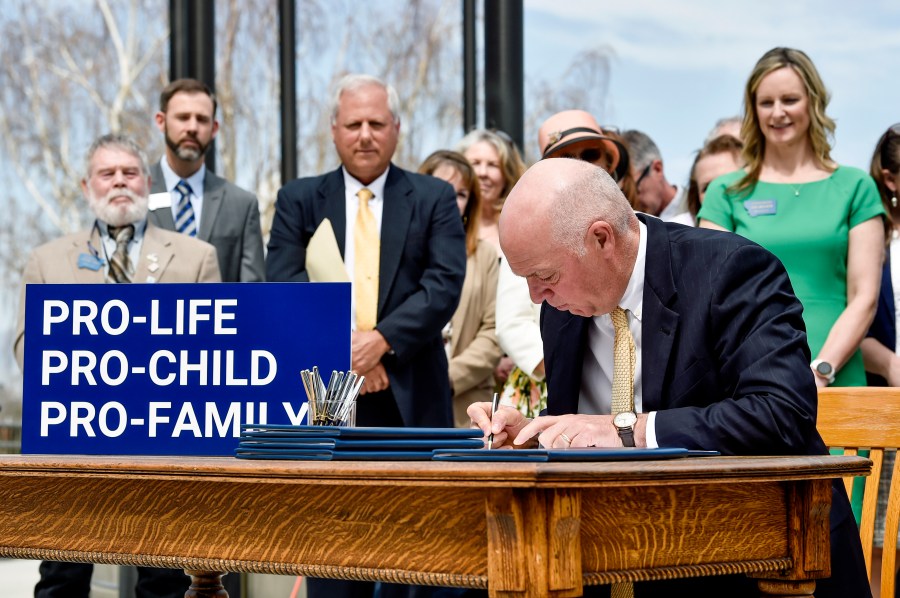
[448,240,502,427]
[13,221,220,368]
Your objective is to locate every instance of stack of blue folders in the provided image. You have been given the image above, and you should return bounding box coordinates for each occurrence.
[236,425,486,460]
[236,425,720,461]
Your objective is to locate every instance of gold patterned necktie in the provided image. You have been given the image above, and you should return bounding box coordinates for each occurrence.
[107,224,134,284]
[354,188,379,330]
[610,306,635,414]
[609,306,635,598]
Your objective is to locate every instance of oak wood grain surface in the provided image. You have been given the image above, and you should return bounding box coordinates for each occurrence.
[0,455,871,598]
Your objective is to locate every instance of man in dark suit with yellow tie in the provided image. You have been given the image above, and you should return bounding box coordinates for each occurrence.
[266,74,466,598]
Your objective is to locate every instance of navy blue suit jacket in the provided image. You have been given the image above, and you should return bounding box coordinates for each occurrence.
[866,253,894,386]
[540,215,869,597]
[265,164,466,428]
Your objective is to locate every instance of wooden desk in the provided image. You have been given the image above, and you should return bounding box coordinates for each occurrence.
[0,454,869,597]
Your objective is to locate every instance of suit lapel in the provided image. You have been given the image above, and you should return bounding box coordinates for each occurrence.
[150,162,166,194]
[637,215,679,412]
[135,224,175,282]
[199,171,225,241]
[378,165,412,315]
[320,168,347,257]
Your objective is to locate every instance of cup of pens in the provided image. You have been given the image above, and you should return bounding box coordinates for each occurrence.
[300,367,364,427]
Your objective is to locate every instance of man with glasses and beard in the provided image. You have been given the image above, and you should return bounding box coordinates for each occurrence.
[622,128,694,225]
[149,78,265,282]
[15,133,220,598]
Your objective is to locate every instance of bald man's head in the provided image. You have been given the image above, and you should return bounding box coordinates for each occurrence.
[499,158,640,317]
[500,159,634,257]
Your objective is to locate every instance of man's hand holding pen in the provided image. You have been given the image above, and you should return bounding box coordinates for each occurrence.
[468,402,650,449]
[467,400,535,449]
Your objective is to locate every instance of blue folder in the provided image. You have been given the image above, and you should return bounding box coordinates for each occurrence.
[238,438,485,450]
[240,424,484,439]
[235,448,435,461]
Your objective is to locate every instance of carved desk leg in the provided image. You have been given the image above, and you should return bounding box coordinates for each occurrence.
[184,571,228,598]
[754,479,831,598]
[485,488,582,598]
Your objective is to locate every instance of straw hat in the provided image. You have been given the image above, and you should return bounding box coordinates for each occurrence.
[538,110,628,181]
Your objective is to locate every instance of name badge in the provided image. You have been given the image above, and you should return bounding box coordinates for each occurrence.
[743,199,777,217]
[77,253,105,271]
[148,192,172,210]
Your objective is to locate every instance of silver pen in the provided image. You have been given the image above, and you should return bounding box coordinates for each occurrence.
[487,392,499,450]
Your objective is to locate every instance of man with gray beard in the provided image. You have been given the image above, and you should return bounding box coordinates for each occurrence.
[13,133,219,598]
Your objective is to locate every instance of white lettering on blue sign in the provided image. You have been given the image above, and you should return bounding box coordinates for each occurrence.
[39,400,279,438]
[41,349,276,386]
[42,298,239,336]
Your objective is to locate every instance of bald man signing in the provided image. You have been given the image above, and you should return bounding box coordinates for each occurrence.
[468,158,870,598]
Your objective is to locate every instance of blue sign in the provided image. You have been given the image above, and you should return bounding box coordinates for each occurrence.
[21,283,350,456]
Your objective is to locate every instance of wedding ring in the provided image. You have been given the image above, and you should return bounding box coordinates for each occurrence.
[559,432,572,445]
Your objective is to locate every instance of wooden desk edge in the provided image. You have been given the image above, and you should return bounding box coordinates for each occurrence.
[0,455,871,489]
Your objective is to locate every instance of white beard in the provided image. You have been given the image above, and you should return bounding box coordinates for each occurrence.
[88,188,148,227]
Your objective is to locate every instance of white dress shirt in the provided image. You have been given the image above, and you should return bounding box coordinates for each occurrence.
[342,167,388,330]
[577,221,659,447]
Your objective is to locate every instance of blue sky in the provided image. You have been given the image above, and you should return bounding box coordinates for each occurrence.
[524,0,900,186]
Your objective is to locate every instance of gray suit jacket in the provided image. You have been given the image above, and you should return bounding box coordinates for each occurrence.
[148,161,265,282]
[14,222,221,368]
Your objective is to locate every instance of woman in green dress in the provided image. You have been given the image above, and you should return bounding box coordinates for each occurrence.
[698,47,884,389]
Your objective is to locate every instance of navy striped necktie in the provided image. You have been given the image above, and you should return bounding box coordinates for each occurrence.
[175,179,197,237]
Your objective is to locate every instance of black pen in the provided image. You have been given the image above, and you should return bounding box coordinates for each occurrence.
[487,392,499,450]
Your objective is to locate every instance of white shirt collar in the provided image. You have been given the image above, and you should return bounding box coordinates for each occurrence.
[659,184,685,220]
[618,220,647,320]
[342,166,389,201]
[160,158,206,197]
[96,217,147,240]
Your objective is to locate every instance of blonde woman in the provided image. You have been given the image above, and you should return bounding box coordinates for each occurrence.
[699,47,884,389]
[457,129,526,258]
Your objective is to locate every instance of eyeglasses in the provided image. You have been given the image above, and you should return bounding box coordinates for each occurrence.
[635,162,653,187]
[561,149,618,182]
[559,147,608,167]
